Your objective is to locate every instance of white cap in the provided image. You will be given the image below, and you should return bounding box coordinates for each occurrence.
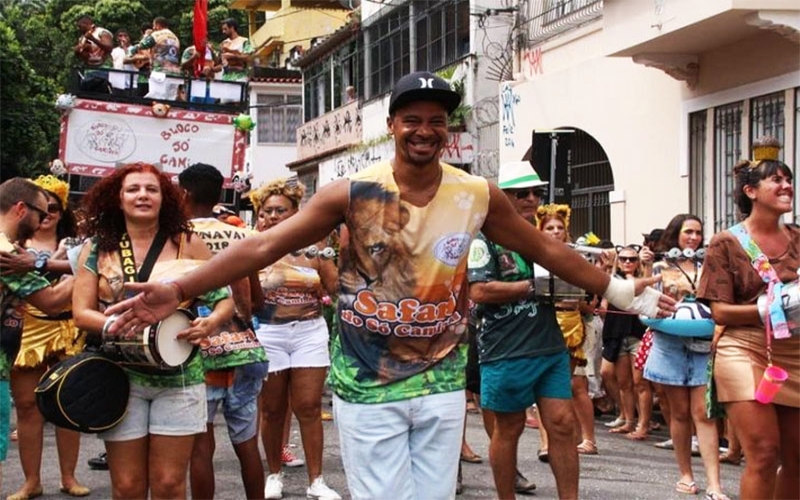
[497,161,548,190]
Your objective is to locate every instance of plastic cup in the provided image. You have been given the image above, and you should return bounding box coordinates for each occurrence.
[754,365,789,404]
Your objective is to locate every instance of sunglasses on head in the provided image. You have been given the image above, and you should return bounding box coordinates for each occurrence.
[510,188,547,200]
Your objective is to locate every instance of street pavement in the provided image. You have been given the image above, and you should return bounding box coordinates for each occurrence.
[3,398,743,499]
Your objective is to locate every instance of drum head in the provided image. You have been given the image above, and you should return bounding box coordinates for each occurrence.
[156,310,195,367]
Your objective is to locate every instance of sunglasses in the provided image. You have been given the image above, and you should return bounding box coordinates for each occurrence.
[510,188,547,200]
[47,203,61,214]
[618,256,639,263]
[23,202,48,224]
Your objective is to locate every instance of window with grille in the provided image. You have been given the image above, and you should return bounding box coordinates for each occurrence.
[713,102,743,232]
[256,93,302,144]
[689,111,707,229]
[750,91,785,160]
[542,0,601,25]
[367,8,410,98]
[413,0,470,74]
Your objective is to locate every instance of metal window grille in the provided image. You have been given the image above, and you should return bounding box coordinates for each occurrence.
[750,91,785,160]
[713,102,743,233]
[257,93,303,144]
[689,111,707,229]
[367,8,409,97]
[568,129,613,240]
[542,0,600,24]
[412,0,469,73]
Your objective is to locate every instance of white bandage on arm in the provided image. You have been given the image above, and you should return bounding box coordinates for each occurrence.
[602,277,662,318]
[602,277,635,310]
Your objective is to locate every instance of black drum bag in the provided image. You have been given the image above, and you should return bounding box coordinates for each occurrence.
[35,352,129,433]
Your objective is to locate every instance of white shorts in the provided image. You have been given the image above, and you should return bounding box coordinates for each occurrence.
[255,317,330,374]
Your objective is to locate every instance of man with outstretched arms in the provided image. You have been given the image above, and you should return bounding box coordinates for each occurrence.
[107,71,673,500]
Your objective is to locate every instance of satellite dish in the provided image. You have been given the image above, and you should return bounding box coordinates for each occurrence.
[339,0,361,8]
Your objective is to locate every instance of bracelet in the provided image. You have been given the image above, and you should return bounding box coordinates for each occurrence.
[168,280,186,303]
[101,314,119,340]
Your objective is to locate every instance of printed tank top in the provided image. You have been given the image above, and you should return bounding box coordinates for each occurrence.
[329,161,490,403]
[258,260,323,324]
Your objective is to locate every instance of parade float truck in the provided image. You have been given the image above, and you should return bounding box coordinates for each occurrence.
[57,95,250,194]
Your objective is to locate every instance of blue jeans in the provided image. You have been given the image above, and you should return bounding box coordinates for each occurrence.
[333,390,464,500]
[206,362,268,444]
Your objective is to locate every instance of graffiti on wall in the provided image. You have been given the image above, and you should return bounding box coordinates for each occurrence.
[500,83,521,148]
[521,46,544,79]
[318,132,477,187]
[297,100,363,161]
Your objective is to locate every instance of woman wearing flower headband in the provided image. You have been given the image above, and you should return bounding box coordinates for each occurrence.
[536,204,599,456]
[4,175,88,500]
[250,177,341,500]
[697,137,799,500]
[644,214,728,499]
[599,245,648,436]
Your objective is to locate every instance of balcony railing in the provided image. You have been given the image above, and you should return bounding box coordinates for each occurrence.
[296,100,362,161]
[521,0,602,48]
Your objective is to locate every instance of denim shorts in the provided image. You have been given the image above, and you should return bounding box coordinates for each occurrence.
[207,361,268,444]
[481,351,572,413]
[256,317,330,374]
[99,382,206,441]
[643,331,710,387]
[333,391,464,500]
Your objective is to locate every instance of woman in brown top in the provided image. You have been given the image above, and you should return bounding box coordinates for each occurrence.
[697,138,799,499]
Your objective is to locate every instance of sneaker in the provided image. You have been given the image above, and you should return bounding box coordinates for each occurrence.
[282,445,305,467]
[306,476,341,500]
[515,469,537,494]
[691,436,700,456]
[88,452,109,470]
[265,472,284,499]
[654,438,673,450]
[604,416,626,428]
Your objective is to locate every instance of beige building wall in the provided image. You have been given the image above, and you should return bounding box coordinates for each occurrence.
[501,25,686,245]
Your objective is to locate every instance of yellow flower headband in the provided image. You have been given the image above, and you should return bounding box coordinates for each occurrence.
[536,203,571,230]
[32,174,69,209]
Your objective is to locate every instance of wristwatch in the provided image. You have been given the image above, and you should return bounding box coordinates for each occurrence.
[34,253,49,272]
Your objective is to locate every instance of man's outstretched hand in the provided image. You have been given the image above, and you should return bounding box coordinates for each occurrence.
[632,275,677,318]
[104,282,181,335]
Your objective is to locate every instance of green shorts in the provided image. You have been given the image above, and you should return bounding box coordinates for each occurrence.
[0,379,9,461]
[480,351,572,413]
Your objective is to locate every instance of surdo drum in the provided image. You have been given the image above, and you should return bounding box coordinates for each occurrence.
[103,309,198,370]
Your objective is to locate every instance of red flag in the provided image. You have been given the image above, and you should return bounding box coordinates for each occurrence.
[193,0,208,78]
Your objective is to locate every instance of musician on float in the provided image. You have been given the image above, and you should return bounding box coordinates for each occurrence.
[642,214,728,499]
[697,136,799,500]
[535,204,598,457]
[72,162,234,500]
[0,175,89,500]
[250,177,341,500]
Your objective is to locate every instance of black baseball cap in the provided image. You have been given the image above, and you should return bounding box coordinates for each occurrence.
[388,71,461,115]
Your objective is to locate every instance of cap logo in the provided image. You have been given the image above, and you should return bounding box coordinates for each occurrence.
[418,77,434,89]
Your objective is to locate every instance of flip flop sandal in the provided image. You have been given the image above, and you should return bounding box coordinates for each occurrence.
[676,481,699,495]
[577,440,599,455]
[537,449,549,463]
[718,452,742,466]
[625,428,649,441]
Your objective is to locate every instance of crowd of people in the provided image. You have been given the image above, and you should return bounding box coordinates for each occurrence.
[74,14,252,101]
[0,69,796,500]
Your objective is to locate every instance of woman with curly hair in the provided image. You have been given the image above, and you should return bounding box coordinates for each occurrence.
[535,204,598,457]
[698,137,799,500]
[250,177,341,500]
[72,162,234,499]
[4,176,88,500]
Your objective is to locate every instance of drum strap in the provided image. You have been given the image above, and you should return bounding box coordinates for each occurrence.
[118,229,169,293]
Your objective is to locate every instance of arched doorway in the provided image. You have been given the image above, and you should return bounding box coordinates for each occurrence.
[523,127,614,240]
